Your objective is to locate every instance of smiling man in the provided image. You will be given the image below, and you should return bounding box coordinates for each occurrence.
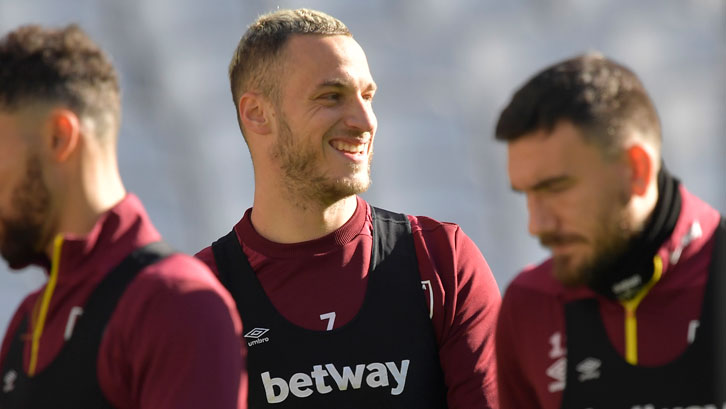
[195,8,501,408]
[494,53,725,408]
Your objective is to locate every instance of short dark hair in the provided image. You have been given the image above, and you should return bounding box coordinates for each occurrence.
[0,24,120,138]
[495,53,661,158]
[228,8,350,129]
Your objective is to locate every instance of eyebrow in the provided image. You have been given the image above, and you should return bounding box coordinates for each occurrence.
[317,78,377,92]
[318,79,347,89]
[511,175,571,193]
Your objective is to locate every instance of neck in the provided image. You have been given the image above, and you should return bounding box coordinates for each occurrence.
[44,151,126,258]
[250,189,358,243]
[588,166,681,300]
[630,171,660,232]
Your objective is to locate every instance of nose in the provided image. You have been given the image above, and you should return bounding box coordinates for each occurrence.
[344,95,376,135]
[527,194,556,237]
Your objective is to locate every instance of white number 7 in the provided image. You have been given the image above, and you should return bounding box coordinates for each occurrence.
[320,312,336,331]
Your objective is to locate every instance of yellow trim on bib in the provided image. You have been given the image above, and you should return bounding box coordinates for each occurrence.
[28,234,64,376]
[619,255,663,365]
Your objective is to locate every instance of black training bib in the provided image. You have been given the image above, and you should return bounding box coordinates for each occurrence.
[560,218,726,408]
[212,207,448,408]
[0,242,174,409]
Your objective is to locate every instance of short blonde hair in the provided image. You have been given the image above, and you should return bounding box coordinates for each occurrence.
[229,8,350,112]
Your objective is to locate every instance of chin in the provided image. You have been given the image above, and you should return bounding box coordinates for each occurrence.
[338,170,371,193]
[1,249,39,271]
[350,174,371,193]
[336,179,370,198]
[551,255,589,287]
[314,176,369,206]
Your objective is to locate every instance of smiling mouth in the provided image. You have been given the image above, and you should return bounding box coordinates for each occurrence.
[330,140,368,155]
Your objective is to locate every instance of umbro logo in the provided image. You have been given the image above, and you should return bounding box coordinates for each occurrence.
[245,328,269,339]
[576,357,601,382]
[244,328,270,346]
[3,370,17,393]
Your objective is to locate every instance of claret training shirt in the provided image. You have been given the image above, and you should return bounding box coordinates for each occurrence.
[0,195,246,409]
[496,186,722,409]
[196,195,501,409]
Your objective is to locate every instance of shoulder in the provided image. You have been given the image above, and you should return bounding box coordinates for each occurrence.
[194,245,218,277]
[405,213,493,274]
[129,252,233,309]
[98,254,243,409]
[194,219,248,278]
[672,186,722,250]
[665,187,721,263]
[369,205,458,238]
[679,186,721,223]
[498,261,567,348]
[407,214,460,237]
[496,263,568,409]
[0,291,40,366]
[404,213,500,308]
[498,259,573,337]
[657,186,723,287]
[137,253,224,290]
[406,214,477,262]
[368,208,472,262]
[114,252,240,337]
[505,259,562,298]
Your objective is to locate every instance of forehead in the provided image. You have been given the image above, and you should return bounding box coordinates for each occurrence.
[507,121,607,190]
[279,34,374,92]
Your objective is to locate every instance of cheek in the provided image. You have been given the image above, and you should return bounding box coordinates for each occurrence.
[597,177,631,211]
[586,189,625,232]
[553,189,602,233]
[0,171,19,211]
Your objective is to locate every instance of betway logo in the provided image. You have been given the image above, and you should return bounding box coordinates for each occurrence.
[261,360,410,403]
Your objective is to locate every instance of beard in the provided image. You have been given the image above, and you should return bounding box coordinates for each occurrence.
[0,155,52,270]
[549,222,632,288]
[271,115,372,208]
[546,190,634,288]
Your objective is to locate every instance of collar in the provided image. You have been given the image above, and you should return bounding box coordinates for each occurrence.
[237,196,369,258]
[39,194,161,283]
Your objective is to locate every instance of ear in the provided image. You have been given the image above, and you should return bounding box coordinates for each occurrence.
[47,109,81,163]
[625,144,654,197]
[238,92,273,135]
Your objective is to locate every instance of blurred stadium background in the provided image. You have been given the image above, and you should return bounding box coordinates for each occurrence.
[1,0,724,335]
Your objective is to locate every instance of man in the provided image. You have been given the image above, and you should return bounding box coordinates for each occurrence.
[195,8,500,408]
[494,53,725,408]
[0,25,246,408]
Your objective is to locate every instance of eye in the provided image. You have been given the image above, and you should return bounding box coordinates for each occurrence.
[545,180,573,194]
[362,92,375,102]
[531,177,575,195]
[318,92,342,103]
